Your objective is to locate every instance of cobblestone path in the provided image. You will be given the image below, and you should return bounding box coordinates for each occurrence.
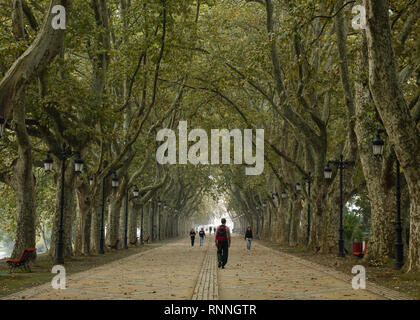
[2,235,410,300]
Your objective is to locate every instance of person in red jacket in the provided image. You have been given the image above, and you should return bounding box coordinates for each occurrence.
[215,218,231,269]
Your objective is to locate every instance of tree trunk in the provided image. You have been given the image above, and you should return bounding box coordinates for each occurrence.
[90,188,102,253]
[49,161,75,259]
[128,203,138,243]
[364,0,420,271]
[109,196,123,246]
[74,186,92,255]
[11,102,37,259]
[0,0,70,120]
[354,32,395,264]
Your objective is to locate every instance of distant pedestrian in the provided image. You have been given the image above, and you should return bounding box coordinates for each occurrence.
[209,226,212,234]
[199,228,206,246]
[190,229,196,246]
[245,226,253,251]
[215,218,231,269]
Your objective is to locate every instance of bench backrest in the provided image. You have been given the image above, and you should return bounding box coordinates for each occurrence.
[353,242,363,253]
[19,248,37,262]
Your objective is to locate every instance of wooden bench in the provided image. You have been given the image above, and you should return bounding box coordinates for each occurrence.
[6,248,37,273]
[353,241,367,258]
[108,238,120,250]
[129,237,139,245]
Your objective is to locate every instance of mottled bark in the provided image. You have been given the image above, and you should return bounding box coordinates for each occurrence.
[10,102,36,259]
[90,188,102,253]
[74,185,92,255]
[0,0,70,120]
[354,32,395,264]
[364,0,420,271]
[108,195,123,246]
[49,162,76,259]
[128,203,138,243]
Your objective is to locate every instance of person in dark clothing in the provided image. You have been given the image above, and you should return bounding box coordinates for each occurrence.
[245,226,253,251]
[199,228,206,246]
[215,218,231,269]
[190,229,196,246]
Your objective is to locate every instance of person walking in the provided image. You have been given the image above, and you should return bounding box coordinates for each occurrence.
[215,218,231,269]
[245,226,253,251]
[199,228,206,246]
[190,229,196,247]
[209,226,212,234]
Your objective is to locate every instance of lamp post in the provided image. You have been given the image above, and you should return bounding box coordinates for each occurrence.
[163,201,168,238]
[157,199,162,240]
[123,185,139,249]
[324,155,355,257]
[140,201,144,245]
[372,132,404,269]
[150,199,155,241]
[43,143,84,264]
[0,116,5,138]
[304,173,312,246]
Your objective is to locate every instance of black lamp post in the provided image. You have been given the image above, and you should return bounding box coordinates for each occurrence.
[304,173,312,245]
[140,205,144,245]
[163,201,168,238]
[0,116,5,138]
[324,155,355,257]
[150,199,155,241]
[123,185,139,249]
[372,132,404,269]
[157,199,162,240]
[43,144,84,264]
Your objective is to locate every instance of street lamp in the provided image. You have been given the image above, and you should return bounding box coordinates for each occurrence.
[112,173,119,188]
[371,132,404,269]
[296,182,301,192]
[372,134,385,157]
[43,144,83,264]
[324,154,355,257]
[88,176,94,186]
[74,154,84,173]
[281,189,287,199]
[43,154,53,173]
[271,192,279,206]
[123,185,139,249]
[0,116,5,138]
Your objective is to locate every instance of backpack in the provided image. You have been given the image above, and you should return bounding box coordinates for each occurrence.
[216,225,228,241]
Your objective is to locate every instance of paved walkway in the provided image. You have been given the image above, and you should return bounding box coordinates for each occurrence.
[2,234,411,300]
[219,236,396,300]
